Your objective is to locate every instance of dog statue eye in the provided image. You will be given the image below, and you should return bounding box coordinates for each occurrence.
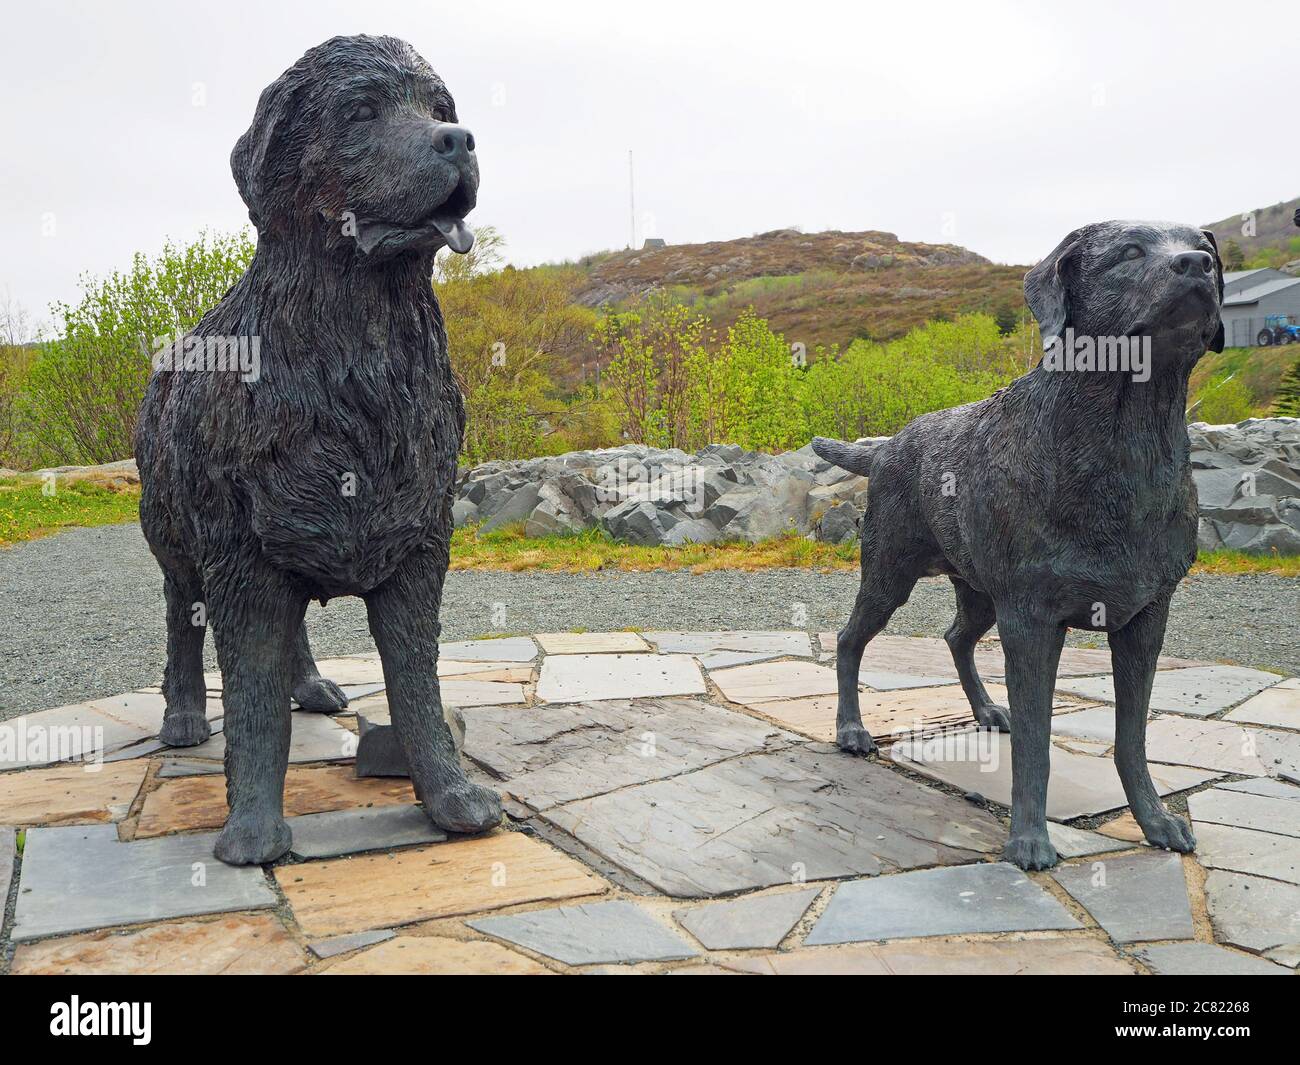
[1123,244,1144,260]
[350,104,376,122]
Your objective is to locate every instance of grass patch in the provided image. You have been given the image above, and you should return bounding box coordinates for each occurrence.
[450,524,861,573]
[0,478,141,547]
[1191,549,1300,577]
[3,489,1296,579]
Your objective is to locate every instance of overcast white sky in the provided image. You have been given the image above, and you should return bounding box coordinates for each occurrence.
[3,0,1296,332]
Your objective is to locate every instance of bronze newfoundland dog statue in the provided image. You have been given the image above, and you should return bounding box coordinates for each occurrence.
[136,35,501,864]
[814,220,1225,870]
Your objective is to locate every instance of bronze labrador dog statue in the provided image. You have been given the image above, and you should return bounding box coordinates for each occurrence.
[136,35,500,864]
[813,220,1224,870]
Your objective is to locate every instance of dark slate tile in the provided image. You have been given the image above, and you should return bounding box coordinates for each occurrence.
[287,804,445,860]
[12,825,276,942]
[805,862,1079,945]
[307,928,397,960]
[674,887,820,950]
[469,900,697,965]
[1052,851,1194,944]
[1135,942,1292,976]
[541,746,1003,897]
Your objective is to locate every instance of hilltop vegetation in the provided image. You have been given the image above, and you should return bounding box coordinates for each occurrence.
[1204,195,1300,271]
[3,220,1298,473]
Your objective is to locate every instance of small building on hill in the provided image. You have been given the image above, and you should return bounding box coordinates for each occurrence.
[1220,268,1300,347]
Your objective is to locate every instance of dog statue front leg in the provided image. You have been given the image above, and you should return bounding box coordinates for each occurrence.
[290,623,349,712]
[364,549,501,834]
[1110,594,1196,853]
[998,612,1066,870]
[209,570,301,866]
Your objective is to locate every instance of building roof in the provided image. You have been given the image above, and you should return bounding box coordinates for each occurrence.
[1223,276,1300,307]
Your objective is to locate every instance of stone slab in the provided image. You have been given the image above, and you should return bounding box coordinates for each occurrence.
[87,690,224,733]
[1046,821,1131,859]
[136,764,416,838]
[806,862,1079,945]
[697,650,785,670]
[460,697,789,812]
[1216,776,1300,802]
[647,631,812,656]
[727,936,1131,975]
[858,671,959,691]
[0,704,154,769]
[440,679,529,708]
[439,659,530,678]
[1225,682,1300,730]
[276,830,605,938]
[1051,851,1194,943]
[542,746,1003,898]
[535,654,705,703]
[1134,941,1293,976]
[1192,822,1300,886]
[183,711,357,764]
[535,631,650,654]
[12,824,277,942]
[674,887,820,950]
[10,914,306,974]
[1146,716,1300,777]
[308,929,396,959]
[325,935,553,974]
[711,660,838,705]
[157,757,224,778]
[0,760,148,826]
[1055,666,1281,717]
[1188,787,1300,839]
[287,804,446,859]
[1203,870,1300,960]
[298,657,386,686]
[439,637,538,662]
[892,729,1220,821]
[1051,706,1121,744]
[470,900,696,965]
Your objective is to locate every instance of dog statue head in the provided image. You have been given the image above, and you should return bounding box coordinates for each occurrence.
[232,34,477,261]
[1025,220,1225,363]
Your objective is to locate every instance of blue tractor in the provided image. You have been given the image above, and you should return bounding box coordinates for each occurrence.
[1257,314,1300,345]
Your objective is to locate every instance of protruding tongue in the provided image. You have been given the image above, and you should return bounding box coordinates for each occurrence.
[432,216,475,254]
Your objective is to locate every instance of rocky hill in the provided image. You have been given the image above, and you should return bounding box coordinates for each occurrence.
[563,228,1029,350]
[1203,196,1300,271]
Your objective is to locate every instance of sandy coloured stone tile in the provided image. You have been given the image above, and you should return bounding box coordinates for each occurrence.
[535,653,705,703]
[1224,681,1300,731]
[439,637,538,662]
[0,760,149,827]
[535,632,650,654]
[10,915,306,975]
[647,631,812,656]
[710,660,838,705]
[276,830,606,938]
[135,764,416,838]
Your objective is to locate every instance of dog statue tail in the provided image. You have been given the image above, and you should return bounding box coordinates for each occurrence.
[810,436,883,476]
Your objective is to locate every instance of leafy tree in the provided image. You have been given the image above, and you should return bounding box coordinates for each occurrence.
[1195,376,1255,424]
[1223,239,1245,271]
[1273,357,1300,417]
[22,231,253,465]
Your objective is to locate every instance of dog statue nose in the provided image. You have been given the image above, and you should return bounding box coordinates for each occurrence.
[432,123,475,161]
[1171,250,1214,276]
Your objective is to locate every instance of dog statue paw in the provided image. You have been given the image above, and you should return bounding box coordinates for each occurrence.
[158,710,211,747]
[836,723,878,756]
[973,703,1012,732]
[214,810,292,866]
[1138,811,1196,853]
[1004,833,1059,871]
[293,675,350,713]
[422,779,503,835]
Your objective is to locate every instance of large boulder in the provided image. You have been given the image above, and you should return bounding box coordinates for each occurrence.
[817,501,861,544]
[601,499,677,545]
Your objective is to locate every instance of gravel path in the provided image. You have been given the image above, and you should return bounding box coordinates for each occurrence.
[1,522,1295,720]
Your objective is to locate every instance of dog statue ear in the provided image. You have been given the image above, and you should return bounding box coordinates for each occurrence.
[1202,229,1226,353]
[230,65,309,232]
[1024,228,1087,351]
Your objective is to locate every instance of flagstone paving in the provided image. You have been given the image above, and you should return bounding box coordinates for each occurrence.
[10,915,307,975]
[470,900,697,965]
[806,862,1080,945]
[1050,852,1195,943]
[1,629,1296,975]
[12,825,277,942]
[891,730,1220,820]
